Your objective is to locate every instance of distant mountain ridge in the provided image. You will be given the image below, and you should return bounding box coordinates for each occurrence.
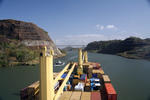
[85,37,150,60]
[0,19,62,56]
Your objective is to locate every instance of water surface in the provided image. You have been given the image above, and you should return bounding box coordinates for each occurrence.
[0,50,150,100]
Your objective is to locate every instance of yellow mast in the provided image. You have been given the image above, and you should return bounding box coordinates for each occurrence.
[40,47,54,100]
[77,48,83,75]
[84,51,88,63]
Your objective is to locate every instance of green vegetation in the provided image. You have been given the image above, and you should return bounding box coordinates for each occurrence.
[85,37,150,60]
[0,42,39,67]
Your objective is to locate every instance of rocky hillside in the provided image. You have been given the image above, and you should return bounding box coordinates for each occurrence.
[85,37,150,60]
[0,19,62,56]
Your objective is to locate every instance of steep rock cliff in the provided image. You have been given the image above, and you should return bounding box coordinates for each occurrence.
[0,19,62,56]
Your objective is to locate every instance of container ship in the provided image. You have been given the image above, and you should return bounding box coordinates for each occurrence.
[20,48,117,100]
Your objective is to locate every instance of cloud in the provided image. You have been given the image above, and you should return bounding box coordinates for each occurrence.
[56,34,108,45]
[96,24,118,31]
[96,24,104,31]
[106,25,118,30]
[55,31,147,45]
[54,25,149,46]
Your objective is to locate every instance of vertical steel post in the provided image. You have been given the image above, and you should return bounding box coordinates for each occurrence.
[84,51,88,63]
[77,48,83,75]
[40,47,54,100]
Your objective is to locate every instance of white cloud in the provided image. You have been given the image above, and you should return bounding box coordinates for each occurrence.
[56,34,109,45]
[96,24,104,31]
[54,24,149,46]
[106,25,118,30]
[96,24,118,31]
[55,31,148,46]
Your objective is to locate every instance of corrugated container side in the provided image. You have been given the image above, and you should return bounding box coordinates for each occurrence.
[81,92,91,100]
[92,73,97,78]
[108,94,117,100]
[99,69,104,75]
[73,79,79,85]
[88,73,92,78]
[102,75,111,83]
[91,92,101,100]
[105,83,117,100]
[84,83,91,92]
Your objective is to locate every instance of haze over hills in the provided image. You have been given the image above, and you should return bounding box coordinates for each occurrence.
[85,37,150,60]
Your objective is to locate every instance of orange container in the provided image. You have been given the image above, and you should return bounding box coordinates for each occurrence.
[105,83,117,100]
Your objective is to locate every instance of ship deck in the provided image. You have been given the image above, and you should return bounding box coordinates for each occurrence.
[60,91,91,100]
[20,62,117,100]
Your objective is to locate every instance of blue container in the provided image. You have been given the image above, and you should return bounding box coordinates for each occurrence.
[92,74,97,78]
[61,74,67,78]
[80,74,86,80]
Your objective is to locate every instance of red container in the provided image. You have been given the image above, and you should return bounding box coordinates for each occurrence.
[105,83,117,100]
[91,92,101,100]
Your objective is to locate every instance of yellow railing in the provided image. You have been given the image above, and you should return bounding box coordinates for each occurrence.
[53,63,70,85]
[54,63,76,100]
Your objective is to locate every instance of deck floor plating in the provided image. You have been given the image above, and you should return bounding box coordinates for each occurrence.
[59,91,94,100]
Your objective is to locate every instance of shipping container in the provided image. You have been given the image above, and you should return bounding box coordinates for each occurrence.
[74,82,85,91]
[91,92,101,100]
[102,75,111,83]
[92,73,97,78]
[73,79,79,85]
[81,92,91,100]
[88,73,92,78]
[70,92,81,100]
[83,65,89,73]
[88,67,93,73]
[84,83,91,91]
[99,69,104,75]
[86,79,90,83]
[92,69,100,73]
[105,83,117,100]
[92,70,102,78]
[74,75,80,79]
[97,73,102,79]
[80,74,87,82]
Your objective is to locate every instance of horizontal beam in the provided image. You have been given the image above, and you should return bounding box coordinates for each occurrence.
[54,63,76,100]
[53,63,70,85]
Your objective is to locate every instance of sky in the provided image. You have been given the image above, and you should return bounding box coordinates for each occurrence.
[0,0,150,45]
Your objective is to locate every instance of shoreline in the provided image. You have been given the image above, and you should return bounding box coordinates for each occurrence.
[0,53,67,67]
[88,51,150,61]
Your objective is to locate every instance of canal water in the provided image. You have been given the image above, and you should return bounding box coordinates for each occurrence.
[0,50,150,100]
